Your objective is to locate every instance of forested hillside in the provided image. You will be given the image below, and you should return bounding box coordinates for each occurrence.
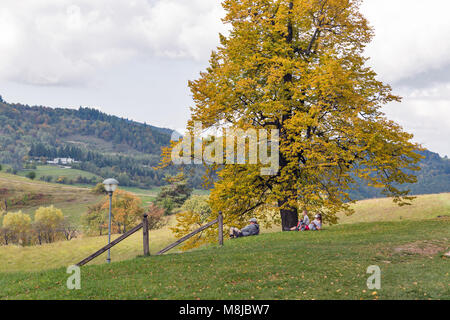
[0,98,177,187]
[0,96,448,197]
[349,150,450,200]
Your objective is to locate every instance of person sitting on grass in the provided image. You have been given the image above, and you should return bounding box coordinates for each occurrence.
[308,214,323,231]
[287,210,311,231]
[229,218,260,238]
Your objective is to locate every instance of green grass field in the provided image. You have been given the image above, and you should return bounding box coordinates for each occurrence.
[0,171,448,299]
[0,219,448,300]
[17,165,101,181]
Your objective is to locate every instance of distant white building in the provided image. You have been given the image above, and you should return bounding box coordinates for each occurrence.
[47,158,76,165]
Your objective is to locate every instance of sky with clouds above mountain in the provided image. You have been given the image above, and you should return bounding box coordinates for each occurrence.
[0,0,448,156]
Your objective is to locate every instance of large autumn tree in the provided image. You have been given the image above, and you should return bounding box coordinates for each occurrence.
[166,0,421,233]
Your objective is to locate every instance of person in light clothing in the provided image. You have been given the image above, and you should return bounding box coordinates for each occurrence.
[230,218,260,238]
[309,214,322,231]
[288,210,310,231]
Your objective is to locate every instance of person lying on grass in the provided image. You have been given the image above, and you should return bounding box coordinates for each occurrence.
[287,210,310,231]
[229,218,260,238]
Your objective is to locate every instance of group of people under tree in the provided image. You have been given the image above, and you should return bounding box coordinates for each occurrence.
[229,210,322,239]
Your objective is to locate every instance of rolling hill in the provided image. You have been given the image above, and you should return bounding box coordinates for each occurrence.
[0,96,449,197]
[1,218,448,300]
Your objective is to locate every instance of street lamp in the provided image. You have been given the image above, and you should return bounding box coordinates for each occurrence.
[103,178,119,263]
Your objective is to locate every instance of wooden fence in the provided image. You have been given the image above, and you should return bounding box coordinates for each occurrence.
[76,212,223,267]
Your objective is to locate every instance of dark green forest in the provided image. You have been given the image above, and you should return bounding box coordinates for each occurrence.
[0,98,204,188]
[0,96,449,198]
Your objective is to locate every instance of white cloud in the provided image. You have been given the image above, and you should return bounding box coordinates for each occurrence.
[361,0,450,83]
[0,0,448,156]
[383,83,450,157]
[0,0,226,85]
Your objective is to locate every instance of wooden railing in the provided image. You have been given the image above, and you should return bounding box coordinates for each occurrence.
[76,212,223,266]
[157,212,223,255]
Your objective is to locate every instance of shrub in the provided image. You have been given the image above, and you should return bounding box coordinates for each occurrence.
[146,203,166,230]
[155,178,192,215]
[26,171,36,180]
[91,183,106,194]
[34,206,64,243]
[171,195,212,250]
[101,190,144,233]
[2,211,32,245]
[81,202,107,236]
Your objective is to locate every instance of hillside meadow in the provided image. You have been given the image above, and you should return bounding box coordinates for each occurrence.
[0,171,448,299]
[0,219,449,300]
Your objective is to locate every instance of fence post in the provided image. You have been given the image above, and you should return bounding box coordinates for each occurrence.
[218,211,223,246]
[143,214,150,256]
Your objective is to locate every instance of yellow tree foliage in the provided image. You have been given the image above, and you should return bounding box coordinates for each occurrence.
[163,0,422,245]
[35,206,64,229]
[34,206,65,243]
[2,211,32,245]
[101,190,144,233]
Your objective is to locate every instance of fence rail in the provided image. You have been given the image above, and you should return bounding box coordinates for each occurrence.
[75,212,223,266]
[76,215,149,267]
[156,217,221,255]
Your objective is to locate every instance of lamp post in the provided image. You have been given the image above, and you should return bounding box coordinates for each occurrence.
[103,178,119,264]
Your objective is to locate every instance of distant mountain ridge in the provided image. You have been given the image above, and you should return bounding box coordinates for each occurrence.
[0,96,449,197]
[0,98,178,187]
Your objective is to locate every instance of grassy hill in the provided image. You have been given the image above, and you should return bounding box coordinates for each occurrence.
[0,171,102,224]
[0,171,448,299]
[340,193,450,224]
[0,218,448,300]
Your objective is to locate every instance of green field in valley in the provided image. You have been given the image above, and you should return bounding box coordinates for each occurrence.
[17,165,101,181]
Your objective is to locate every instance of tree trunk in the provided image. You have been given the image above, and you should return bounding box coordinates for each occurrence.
[278,199,298,231]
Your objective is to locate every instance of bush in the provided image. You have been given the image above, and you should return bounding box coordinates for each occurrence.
[155,178,193,215]
[91,183,106,194]
[2,211,32,246]
[170,195,212,250]
[39,175,53,182]
[34,206,64,243]
[26,171,36,180]
[146,203,166,230]
[81,202,107,236]
[179,195,211,222]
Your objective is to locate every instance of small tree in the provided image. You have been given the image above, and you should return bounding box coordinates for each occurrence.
[59,217,78,241]
[155,176,193,215]
[34,206,64,243]
[145,203,166,230]
[101,190,144,233]
[81,202,107,236]
[2,211,32,246]
[171,195,212,250]
[26,171,36,180]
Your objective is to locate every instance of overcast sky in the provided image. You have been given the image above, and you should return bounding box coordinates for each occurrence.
[0,0,449,157]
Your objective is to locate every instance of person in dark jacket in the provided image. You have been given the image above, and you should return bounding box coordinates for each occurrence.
[229,218,260,238]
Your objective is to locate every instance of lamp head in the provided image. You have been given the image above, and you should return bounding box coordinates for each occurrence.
[103,178,119,193]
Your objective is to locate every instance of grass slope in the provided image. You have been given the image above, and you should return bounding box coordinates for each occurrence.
[0,171,102,224]
[0,219,449,300]
[339,193,450,224]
